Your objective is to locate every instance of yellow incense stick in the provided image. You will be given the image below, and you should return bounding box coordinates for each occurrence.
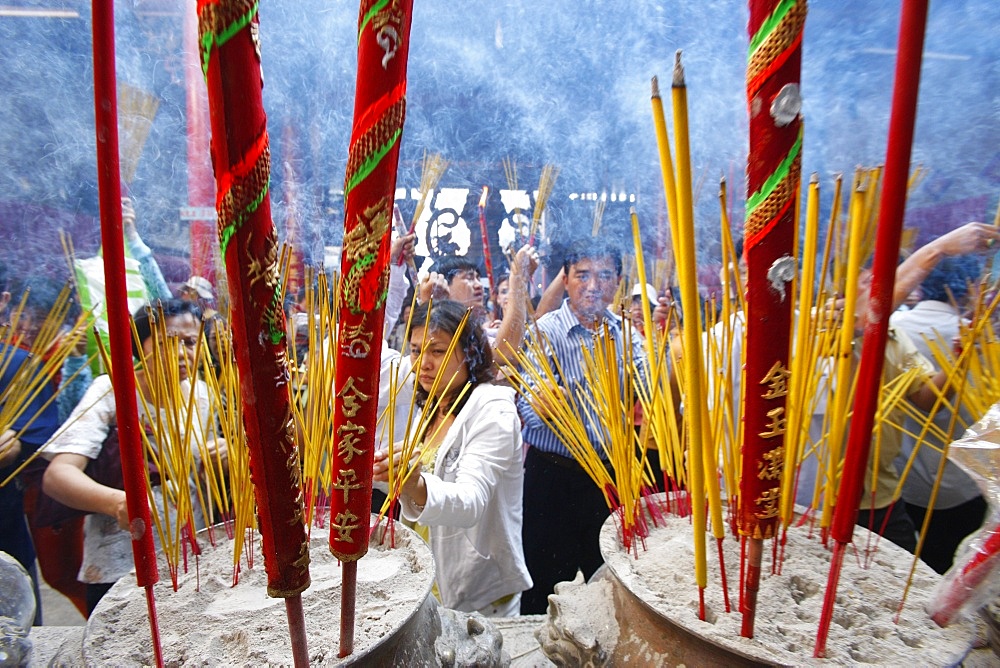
[671,50,709,592]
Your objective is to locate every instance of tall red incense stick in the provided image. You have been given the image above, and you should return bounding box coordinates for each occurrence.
[197,2,311,666]
[331,1,414,658]
[91,2,164,665]
[740,0,806,639]
[478,186,496,301]
[814,0,929,657]
[184,1,216,286]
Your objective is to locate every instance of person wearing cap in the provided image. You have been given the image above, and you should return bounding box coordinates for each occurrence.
[179,276,218,320]
[628,282,672,334]
[628,282,656,325]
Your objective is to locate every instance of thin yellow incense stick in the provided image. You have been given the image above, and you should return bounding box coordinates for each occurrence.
[819,183,868,533]
[671,50,709,593]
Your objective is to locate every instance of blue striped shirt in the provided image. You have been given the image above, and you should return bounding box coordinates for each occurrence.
[517,298,648,459]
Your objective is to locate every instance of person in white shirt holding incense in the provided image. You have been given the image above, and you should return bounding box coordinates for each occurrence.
[372,299,531,616]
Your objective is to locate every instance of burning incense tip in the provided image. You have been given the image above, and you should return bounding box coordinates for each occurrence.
[651,75,661,98]
[810,172,819,184]
[673,50,685,87]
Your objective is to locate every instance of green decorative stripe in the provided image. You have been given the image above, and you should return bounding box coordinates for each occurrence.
[358,0,391,44]
[219,177,270,255]
[746,128,803,215]
[748,0,797,58]
[344,128,402,198]
[200,2,260,78]
[263,289,285,345]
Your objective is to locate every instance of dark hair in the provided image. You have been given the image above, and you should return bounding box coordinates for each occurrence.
[561,239,622,276]
[131,298,202,360]
[493,269,511,293]
[408,299,493,412]
[433,255,482,284]
[920,256,982,303]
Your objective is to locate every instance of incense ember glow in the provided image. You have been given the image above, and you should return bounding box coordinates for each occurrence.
[83,523,433,666]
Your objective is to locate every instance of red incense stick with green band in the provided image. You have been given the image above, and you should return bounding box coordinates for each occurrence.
[332,0,414,657]
[740,0,805,639]
[197,2,310,664]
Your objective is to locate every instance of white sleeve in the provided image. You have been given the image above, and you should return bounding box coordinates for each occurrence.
[383,263,410,337]
[376,343,415,452]
[42,375,116,460]
[402,395,521,528]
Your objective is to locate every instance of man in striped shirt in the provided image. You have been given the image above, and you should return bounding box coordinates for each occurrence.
[517,239,648,614]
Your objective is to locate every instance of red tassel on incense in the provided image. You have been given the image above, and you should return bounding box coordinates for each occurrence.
[331,0,414,658]
[91,2,163,665]
[814,0,929,657]
[739,0,806,639]
[197,2,311,665]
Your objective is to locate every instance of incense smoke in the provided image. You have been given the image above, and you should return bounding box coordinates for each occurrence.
[0,0,995,288]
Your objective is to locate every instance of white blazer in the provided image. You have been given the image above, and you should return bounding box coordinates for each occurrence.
[401,383,532,612]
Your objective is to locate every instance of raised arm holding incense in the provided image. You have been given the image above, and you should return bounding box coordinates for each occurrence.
[888,222,999,319]
[122,197,172,301]
[492,244,538,367]
[384,232,415,337]
[417,272,450,304]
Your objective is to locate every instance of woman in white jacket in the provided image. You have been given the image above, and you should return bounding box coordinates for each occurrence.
[373,300,531,616]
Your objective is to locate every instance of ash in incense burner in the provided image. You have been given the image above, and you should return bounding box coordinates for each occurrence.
[537,497,975,666]
[83,519,508,666]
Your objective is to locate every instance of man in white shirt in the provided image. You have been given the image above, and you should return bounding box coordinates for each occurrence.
[890,256,987,573]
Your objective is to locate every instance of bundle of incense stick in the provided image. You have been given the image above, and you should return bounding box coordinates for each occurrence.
[289,268,340,530]
[376,304,473,534]
[631,305,685,506]
[196,313,258,583]
[124,311,225,589]
[628,211,687,517]
[590,196,607,237]
[576,319,651,551]
[502,156,525,244]
[117,81,160,186]
[499,318,658,551]
[406,152,449,239]
[527,163,559,246]
[0,287,95,487]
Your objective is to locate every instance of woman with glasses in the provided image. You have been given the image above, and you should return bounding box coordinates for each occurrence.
[41,298,223,614]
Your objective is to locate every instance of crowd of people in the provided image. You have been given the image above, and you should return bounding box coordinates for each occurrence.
[1,196,997,627]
